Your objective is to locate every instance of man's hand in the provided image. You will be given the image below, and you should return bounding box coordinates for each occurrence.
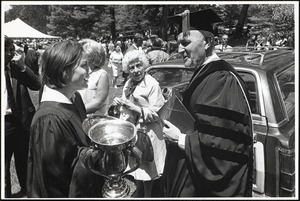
[11,51,26,71]
[163,120,182,143]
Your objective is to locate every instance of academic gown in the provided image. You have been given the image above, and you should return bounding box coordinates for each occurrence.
[27,92,104,198]
[161,60,253,197]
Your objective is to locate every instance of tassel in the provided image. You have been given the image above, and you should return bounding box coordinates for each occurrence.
[176,10,190,37]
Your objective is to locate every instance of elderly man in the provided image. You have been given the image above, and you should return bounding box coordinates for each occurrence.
[160,9,253,197]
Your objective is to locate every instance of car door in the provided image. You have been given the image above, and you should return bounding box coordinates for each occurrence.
[236,69,268,196]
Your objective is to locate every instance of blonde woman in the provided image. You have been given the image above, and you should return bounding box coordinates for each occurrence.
[78,39,110,115]
[112,49,166,197]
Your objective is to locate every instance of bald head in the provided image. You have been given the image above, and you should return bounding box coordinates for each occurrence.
[221,34,229,45]
[222,34,229,39]
[177,30,208,68]
[178,30,205,44]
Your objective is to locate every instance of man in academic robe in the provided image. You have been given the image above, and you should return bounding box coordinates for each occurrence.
[4,37,41,197]
[160,9,253,197]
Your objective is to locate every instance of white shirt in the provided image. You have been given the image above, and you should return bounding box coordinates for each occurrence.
[4,77,11,115]
[40,85,72,104]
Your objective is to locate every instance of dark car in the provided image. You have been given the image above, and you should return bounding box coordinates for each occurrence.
[146,48,296,197]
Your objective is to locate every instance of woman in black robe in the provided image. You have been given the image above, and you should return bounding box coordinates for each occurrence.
[27,40,104,198]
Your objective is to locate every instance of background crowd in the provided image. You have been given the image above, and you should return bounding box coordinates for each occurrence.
[12,27,294,75]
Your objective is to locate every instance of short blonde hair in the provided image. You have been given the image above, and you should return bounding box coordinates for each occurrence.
[79,39,106,69]
[122,50,149,73]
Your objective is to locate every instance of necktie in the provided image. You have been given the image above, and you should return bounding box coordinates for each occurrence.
[5,68,18,116]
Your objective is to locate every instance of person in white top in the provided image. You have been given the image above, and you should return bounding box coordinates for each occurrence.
[108,40,114,58]
[78,39,110,115]
[215,34,233,52]
[112,50,166,197]
[109,44,123,88]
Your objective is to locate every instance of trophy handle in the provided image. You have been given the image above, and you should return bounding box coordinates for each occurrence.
[83,148,110,179]
[121,146,142,177]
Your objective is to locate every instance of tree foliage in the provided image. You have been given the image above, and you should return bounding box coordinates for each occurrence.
[5,5,50,34]
[247,4,294,37]
[47,5,110,39]
[4,4,295,40]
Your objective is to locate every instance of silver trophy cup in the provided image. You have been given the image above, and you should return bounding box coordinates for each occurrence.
[83,115,141,198]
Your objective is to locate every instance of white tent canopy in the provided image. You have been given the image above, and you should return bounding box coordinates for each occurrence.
[4,18,60,39]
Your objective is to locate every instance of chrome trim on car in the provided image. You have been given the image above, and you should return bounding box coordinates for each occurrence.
[235,68,266,117]
[253,141,265,194]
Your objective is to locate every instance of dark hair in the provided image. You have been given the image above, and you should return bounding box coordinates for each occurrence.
[25,49,39,75]
[41,40,84,88]
[5,37,14,50]
[5,37,15,65]
[152,38,163,50]
[168,40,178,54]
[134,33,143,41]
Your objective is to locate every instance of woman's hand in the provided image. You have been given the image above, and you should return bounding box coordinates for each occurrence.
[112,97,141,114]
[112,97,123,106]
[122,99,141,114]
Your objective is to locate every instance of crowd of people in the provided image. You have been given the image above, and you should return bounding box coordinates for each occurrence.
[244,31,294,50]
[4,8,294,199]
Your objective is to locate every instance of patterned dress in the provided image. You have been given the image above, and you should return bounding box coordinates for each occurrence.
[121,74,167,181]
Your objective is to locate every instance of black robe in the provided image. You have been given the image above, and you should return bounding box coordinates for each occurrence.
[27,92,104,198]
[161,60,253,197]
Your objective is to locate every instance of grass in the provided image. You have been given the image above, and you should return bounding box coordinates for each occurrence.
[10,156,22,195]
[10,156,136,198]
[103,59,124,103]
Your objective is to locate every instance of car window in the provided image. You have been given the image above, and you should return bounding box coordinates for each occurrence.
[276,65,295,116]
[148,68,194,88]
[238,72,260,114]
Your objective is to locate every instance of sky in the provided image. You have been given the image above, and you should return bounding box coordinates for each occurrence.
[3,4,11,12]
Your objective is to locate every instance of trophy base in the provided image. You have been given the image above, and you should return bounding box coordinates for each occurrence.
[102,178,130,198]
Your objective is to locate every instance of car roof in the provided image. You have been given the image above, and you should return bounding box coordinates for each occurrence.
[149,49,294,73]
[217,48,295,72]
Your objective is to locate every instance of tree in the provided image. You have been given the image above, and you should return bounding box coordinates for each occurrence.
[234,5,249,39]
[247,4,294,37]
[115,5,156,37]
[109,6,116,40]
[161,5,169,41]
[4,4,295,43]
[47,5,110,39]
[5,5,50,34]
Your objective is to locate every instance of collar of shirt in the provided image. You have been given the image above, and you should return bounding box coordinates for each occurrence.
[4,80,11,114]
[41,85,73,104]
[203,52,220,66]
[124,74,147,98]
